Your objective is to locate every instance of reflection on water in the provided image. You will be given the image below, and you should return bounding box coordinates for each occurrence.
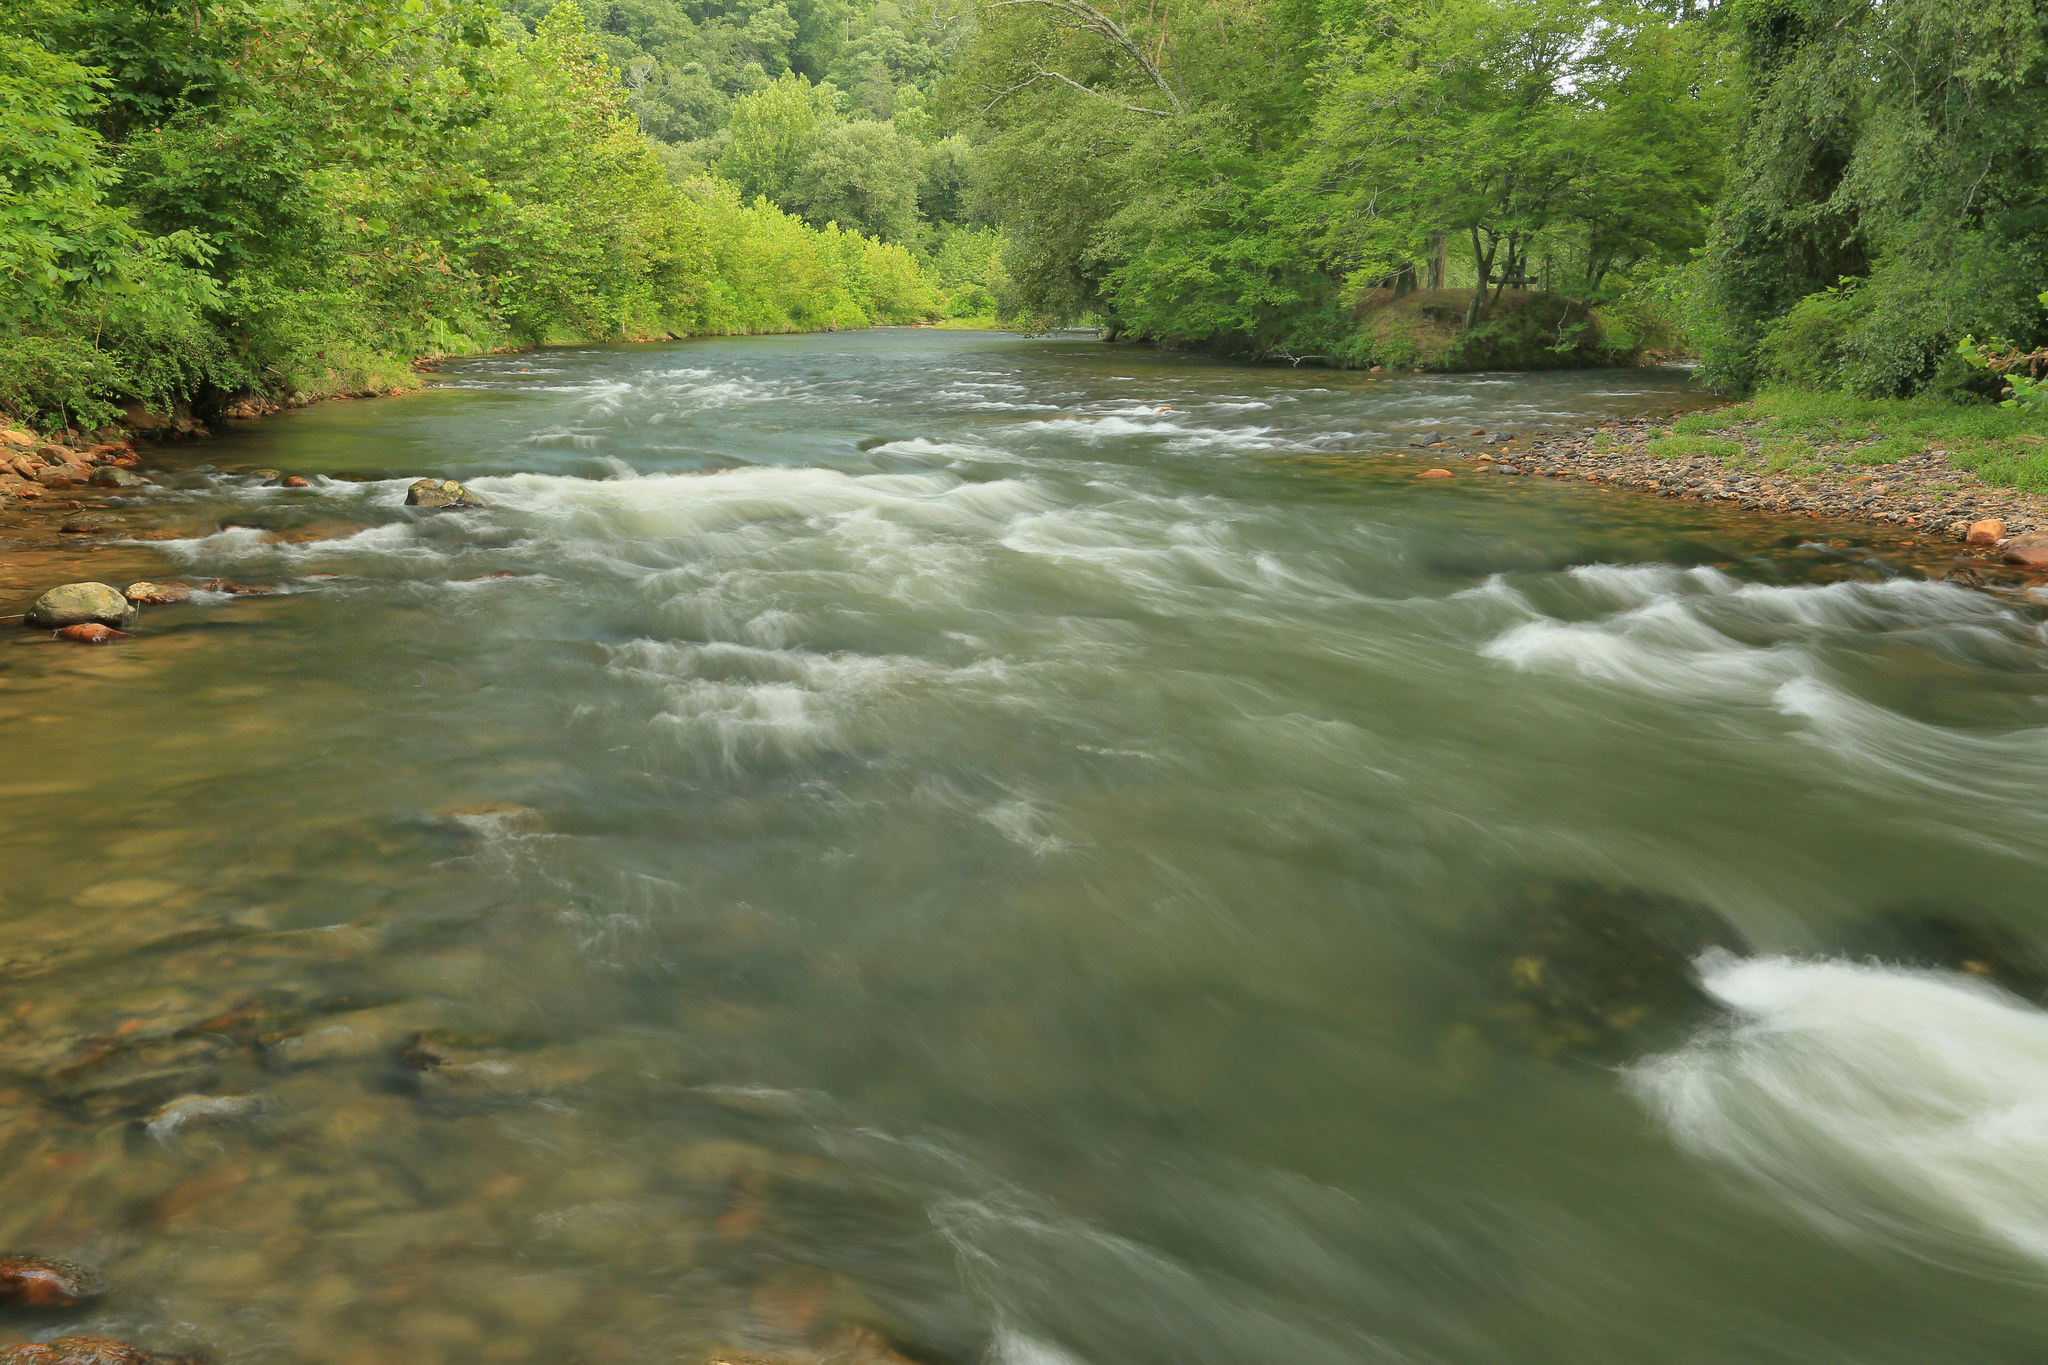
[4,332,2048,1363]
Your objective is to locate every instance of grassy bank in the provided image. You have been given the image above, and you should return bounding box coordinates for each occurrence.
[1348,290,1623,370]
[1653,390,2048,494]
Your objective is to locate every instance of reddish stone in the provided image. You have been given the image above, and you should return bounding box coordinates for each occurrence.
[55,623,125,644]
[2,1336,204,1365]
[2003,533,2048,568]
[281,475,310,488]
[0,1256,104,1307]
[1966,518,2006,547]
[1417,468,1454,479]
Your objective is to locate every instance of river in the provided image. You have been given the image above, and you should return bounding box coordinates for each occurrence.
[5,329,2048,1363]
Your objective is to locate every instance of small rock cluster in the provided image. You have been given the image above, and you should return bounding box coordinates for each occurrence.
[0,428,145,501]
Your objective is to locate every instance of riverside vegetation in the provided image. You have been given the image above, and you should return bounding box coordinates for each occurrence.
[2,0,2047,482]
[0,0,1007,433]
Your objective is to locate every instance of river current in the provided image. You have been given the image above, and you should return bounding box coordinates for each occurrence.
[5,330,2048,1362]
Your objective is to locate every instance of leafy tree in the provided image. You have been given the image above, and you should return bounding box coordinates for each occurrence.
[1694,0,2048,395]
[716,70,842,200]
[788,118,923,239]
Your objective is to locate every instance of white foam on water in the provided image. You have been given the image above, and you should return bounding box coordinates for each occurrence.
[1017,414,1282,451]
[1629,953,2048,1273]
[1481,566,2023,705]
[992,1332,1091,1365]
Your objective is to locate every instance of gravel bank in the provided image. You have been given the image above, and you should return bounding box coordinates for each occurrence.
[1485,412,2046,539]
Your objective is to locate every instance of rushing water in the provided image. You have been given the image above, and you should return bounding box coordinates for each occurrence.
[5,330,2048,1363]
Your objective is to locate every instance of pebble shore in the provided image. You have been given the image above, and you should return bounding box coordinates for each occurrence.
[1480,411,2046,539]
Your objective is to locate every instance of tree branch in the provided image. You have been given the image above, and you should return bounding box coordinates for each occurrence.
[984,0,1187,114]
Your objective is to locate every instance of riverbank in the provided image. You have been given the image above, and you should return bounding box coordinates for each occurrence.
[1394,388,2048,554]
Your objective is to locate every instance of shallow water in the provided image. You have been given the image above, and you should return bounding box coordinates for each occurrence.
[5,331,2048,1363]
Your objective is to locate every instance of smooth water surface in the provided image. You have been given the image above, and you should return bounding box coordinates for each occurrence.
[5,331,2048,1364]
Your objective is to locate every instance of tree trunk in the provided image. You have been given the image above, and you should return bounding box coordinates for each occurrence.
[1466,227,1497,328]
[1430,233,1446,291]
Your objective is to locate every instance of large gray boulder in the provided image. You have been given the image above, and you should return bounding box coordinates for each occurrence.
[25,582,137,628]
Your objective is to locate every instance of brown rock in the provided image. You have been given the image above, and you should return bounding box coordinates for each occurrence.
[2,1337,204,1365]
[35,465,86,489]
[281,475,310,488]
[0,429,34,448]
[2003,533,2048,568]
[1967,518,2006,546]
[1417,468,1454,479]
[125,581,191,605]
[0,1255,105,1307]
[55,623,126,644]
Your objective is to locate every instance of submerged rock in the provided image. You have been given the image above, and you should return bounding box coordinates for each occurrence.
[87,467,145,489]
[25,583,136,629]
[0,1256,105,1308]
[1475,880,1749,1060]
[707,1325,935,1365]
[55,623,128,644]
[1417,468,1454,479]
[1842,907,2048,1002]
[282,475,310,488]
[2,1337,205,1365]
[144,1093,258,1139]
[405,477,483,510]
[125,581,190,605]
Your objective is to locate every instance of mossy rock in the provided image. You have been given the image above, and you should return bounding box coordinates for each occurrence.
[1840,906,2048,1002]
[25,582,136,628]
[405,477,483,510]
[1476,879,1749,1060]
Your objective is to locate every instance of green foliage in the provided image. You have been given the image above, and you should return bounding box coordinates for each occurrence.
[943,0,1730,363]
[1679,386,2048,489]
[0,0,955,429]
[1693,0,2048,395]
[1644,434,1743,459]
[0,28,137,317]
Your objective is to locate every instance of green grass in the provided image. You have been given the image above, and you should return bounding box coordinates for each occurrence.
[1683,387,2048,494]
[1645,435,1744,460]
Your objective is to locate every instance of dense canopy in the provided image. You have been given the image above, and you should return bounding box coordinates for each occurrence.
[1,0,2043,424]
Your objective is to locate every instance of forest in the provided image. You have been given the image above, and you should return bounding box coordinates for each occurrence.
[1,0,2045,425]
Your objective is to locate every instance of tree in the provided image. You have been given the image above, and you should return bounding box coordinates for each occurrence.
[715,69,841,201]
[788,118,923,239]
[1694,0,2048,394]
